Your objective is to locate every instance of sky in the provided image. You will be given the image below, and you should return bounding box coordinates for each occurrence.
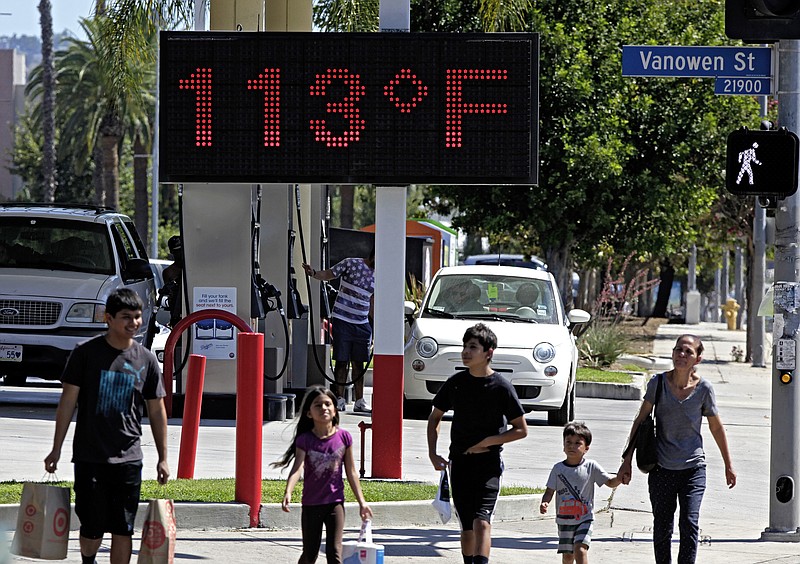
[0,0,95,40]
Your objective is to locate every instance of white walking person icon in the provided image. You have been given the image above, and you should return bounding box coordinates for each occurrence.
[737,142,761,185]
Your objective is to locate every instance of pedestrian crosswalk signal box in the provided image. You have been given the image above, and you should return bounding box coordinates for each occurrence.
[726,128,799,197]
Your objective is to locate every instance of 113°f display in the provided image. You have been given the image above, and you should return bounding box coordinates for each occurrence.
[159,32,538,185]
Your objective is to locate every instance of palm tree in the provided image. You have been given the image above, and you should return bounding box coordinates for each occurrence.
[26,16,156,211]
[38,0,56,202]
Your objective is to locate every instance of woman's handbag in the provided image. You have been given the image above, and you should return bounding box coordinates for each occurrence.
[624,373,663,473]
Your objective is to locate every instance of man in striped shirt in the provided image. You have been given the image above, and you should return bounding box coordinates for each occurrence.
[303,249,375,412]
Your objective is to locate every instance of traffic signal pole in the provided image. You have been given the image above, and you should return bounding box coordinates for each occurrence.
[763,38,800,541]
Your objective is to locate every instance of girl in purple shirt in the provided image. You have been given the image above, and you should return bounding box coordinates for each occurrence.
[274,387,372,563]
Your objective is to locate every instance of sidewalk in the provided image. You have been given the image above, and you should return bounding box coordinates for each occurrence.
[4,321,800,563]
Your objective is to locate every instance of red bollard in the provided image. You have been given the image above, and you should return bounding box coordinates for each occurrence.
[177,354,206,479]
[235,332,264,528]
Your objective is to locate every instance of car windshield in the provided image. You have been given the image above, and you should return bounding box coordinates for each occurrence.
[423,273,558,324]
[0,218,114,275]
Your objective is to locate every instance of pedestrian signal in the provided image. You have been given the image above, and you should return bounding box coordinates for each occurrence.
[726,128,799,197]
[726,0,800,42]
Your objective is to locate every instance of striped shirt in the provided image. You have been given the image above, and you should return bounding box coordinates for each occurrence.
[330,257,374,324]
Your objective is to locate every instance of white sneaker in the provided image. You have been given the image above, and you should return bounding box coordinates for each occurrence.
[336,396,347,412]
[353,398,372,413]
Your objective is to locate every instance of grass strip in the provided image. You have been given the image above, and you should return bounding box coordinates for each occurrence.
[0,479,540,505]
[576,367,635,384]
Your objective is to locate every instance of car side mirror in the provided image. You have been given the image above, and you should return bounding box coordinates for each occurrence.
[567,308,591,334]
[404,300,417,324]
[124,257,153,282]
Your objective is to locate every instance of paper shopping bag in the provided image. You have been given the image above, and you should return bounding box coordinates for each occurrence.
[432,468,452,524]
[11,482,71,560]
[342,519,384,564]
[137,499,177,564]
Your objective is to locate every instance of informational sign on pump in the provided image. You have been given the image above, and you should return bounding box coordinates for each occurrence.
[192,287,238,360]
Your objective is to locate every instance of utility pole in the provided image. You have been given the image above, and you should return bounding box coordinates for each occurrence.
[762,38,800,541]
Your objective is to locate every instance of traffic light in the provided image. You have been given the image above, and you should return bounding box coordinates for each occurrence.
[726,127,799,197]
[726,0,800,42]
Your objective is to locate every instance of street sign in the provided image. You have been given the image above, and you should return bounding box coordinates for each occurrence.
[715,77,772,95]
[622,45,771,77]
[726,128,799,197]
[159,32,539,185]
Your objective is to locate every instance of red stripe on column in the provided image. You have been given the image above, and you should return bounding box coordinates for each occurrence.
[371,353,404,478]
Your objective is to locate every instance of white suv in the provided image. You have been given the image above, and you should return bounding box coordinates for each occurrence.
[0,204,156,385]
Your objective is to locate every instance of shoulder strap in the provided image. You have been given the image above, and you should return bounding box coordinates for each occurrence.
[652,373,664,422]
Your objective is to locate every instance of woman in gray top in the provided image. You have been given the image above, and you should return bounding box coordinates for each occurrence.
[618,334,737,564]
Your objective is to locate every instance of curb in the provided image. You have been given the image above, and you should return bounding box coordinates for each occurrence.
[576,373,645,401]
[0,502,251,532]
[1,497,541,532]
[260,495,542,529]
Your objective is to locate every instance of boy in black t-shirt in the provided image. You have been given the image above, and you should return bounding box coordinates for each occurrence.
[45,288,169,564]
[427,323,528,564]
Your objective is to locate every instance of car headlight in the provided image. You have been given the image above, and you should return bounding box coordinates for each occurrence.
[66,303,105,323]
[416,337,439,358]
[533,342,556,363]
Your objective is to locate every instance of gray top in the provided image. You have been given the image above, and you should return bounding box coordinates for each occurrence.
[644,373,719,471]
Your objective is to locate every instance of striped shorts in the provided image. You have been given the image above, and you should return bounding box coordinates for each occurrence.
[557,519,593,554]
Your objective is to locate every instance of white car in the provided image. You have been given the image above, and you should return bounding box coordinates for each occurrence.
[403,265,591,425]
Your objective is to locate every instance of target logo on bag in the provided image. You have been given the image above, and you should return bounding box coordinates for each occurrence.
[25,504,37,517]
[142,520,166,549]
[53,508,69,537]
[23,520,34,534]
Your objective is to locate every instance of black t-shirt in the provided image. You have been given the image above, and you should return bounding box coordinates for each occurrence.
[61,335,165,464]
[433,370,525,458]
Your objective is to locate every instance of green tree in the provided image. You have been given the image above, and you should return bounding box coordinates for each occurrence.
[25,16,156,214]
[428,0,759,302]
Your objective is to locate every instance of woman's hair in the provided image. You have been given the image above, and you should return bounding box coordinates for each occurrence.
[676,334,704,357]
[272,386,339,469]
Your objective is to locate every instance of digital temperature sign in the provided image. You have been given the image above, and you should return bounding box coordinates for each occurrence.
[159,32,538,185]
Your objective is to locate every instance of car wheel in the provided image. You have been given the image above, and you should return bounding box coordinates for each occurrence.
[403,398,432,420]
[548,384,575,426]
[3,373,27,386]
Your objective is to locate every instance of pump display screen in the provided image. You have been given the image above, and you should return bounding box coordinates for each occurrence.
[159,32,538,185]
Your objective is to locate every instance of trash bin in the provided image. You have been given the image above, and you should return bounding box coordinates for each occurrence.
[263,393,287,421]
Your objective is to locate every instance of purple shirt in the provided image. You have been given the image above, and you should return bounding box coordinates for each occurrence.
[296,428,353,506]
[330,258,374,325]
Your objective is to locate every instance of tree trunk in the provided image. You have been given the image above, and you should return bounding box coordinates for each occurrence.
[98,110,122,210]
[340,185,355,228]
[39,0,56,202]
[134,135,149,244]
[652,260,674,318]
[93,141,105,206]
[543,242,573,308]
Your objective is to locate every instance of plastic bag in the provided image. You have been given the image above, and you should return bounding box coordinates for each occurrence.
[432,468,452,524]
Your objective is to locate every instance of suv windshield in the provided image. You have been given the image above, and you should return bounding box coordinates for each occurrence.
[0,218,114,275]
[423,273,558,324]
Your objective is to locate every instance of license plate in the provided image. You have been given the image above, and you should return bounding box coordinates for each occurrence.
[0,344,22,362]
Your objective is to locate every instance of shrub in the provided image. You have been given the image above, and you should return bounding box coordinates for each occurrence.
[578,323,629,367]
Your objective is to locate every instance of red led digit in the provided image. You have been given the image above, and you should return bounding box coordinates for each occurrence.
[178,68,212,147]
[247,68,281,147]
[383,69,428,113]
[309,69,366,147]
[445,68,508,148]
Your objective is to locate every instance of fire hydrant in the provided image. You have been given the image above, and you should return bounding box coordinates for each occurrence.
[722,298,740,331]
